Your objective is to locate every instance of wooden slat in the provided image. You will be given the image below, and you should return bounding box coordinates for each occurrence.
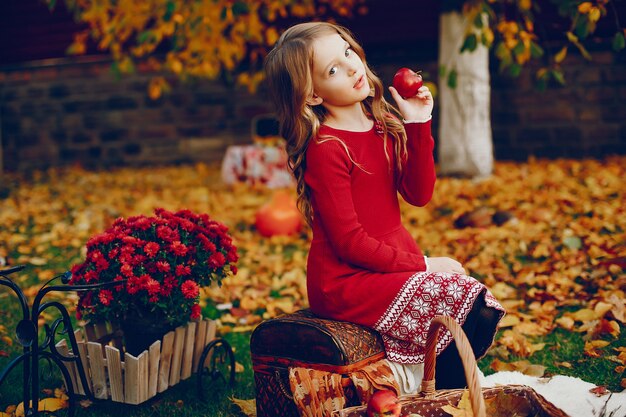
[75,339,92,394]
[72,329,86,395]
[87,342,108,399]
[192,319,208,372]
[55,339,79,396]
[124,353,140,405]
[148,341,161,399]
[200,320,217,370]
[138,351,149,403]
[205,319,217,345]
[168,326,186,386]
[105,346,124,403]
[181,322,196,380]
[157,331,175,393]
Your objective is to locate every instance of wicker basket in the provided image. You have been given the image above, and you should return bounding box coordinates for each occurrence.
[334,316,569,417]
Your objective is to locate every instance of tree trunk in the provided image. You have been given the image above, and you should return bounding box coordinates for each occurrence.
[438,11,493,178]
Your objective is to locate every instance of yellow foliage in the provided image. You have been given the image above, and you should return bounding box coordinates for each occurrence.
[1,156,625,369]
[48,0,366,93]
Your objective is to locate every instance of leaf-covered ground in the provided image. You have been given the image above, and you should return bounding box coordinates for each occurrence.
[1,156,625,413]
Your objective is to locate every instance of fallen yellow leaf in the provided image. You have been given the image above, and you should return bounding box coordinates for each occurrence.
[497,315,520,328]
[440,390,473,417]
[231,397,256,417]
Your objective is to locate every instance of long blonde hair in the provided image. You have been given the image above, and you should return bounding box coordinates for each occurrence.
[264,22,408,226]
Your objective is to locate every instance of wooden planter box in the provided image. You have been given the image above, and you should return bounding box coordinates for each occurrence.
[55,319,217,405]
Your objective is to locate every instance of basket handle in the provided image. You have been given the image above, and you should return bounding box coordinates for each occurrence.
[419,315,486,417]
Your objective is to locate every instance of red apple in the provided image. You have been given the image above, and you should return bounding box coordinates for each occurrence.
[392,68,423,99]
[366,390,401,417]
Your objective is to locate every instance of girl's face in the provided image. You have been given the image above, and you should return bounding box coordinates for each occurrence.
[310,33,370,108]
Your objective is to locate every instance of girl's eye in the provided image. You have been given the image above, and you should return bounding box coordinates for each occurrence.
[345,48,352,57]
[329,67,337,76]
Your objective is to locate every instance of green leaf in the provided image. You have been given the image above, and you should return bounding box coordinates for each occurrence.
[551,69,566,85]
[530,41,544,58]
[474,13,484,28]
[110,62,122,80]
[509,63,522,77]
[512,41,525,57]
[439,65,447,78]
[563,236,582,250]
[447,69,458,89]
[232,2,249,16]
[495,42,511,61]
[163,1,175,21]
[460,34,478,53]
[612,32,626,51]
[574,17,590,39]
[137,31,153,44]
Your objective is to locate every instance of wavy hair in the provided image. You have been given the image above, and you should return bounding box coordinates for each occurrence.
[264,22,408,226]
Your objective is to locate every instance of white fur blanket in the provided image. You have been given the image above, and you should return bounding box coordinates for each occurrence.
[480,371,626,417]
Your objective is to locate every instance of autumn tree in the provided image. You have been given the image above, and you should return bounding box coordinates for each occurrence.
[46,0,368,98]
[46,0,624,177]
[438,0,625,177]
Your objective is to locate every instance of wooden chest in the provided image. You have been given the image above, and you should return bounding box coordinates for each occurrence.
[250,309,385,417]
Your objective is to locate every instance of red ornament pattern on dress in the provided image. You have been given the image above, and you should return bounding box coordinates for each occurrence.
[374,272,505,364]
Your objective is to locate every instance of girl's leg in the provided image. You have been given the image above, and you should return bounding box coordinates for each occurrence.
[434,296,500,389]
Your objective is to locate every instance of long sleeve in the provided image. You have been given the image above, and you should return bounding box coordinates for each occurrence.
[397,120,436,207]
[306,139,427,273]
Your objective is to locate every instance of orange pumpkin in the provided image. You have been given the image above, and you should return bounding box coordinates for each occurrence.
[255,191,303,237]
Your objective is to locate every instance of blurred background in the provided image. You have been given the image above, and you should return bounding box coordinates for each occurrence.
[1,0,624,173]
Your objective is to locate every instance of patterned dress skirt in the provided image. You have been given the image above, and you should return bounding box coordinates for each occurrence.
[372,271,505,364]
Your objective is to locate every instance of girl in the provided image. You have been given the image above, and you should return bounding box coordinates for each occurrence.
[264,22,505,390]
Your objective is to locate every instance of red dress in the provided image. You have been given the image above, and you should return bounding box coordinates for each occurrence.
[304,120,504,364]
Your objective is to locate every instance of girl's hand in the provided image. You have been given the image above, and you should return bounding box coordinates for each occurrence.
[427,257,466,275]
[388,85,434,122]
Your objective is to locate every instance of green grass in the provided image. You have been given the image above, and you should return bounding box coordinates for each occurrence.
[0,327,254,417]
[479,328,626,392]
[2,297,625,417]
[1,259,625,416]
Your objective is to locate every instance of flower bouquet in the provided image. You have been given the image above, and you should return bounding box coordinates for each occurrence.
[70,208,238,355]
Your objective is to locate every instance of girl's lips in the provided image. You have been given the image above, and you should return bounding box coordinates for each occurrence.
[354,75,365,89]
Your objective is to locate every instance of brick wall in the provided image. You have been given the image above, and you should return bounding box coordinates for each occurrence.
[1,51,625,172]
[489,51,626,160]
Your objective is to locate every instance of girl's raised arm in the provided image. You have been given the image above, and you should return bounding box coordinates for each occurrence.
[397,120,436,206]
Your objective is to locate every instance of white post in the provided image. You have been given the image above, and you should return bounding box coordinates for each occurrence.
[438,10,493,178]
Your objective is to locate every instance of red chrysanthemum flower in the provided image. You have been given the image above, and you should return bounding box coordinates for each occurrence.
[169,241,188,257]
[146,278,161,297]
[156,225,179,242]
[181,280,199,299]
[208,252,226,268]
[190,304,202,320]
[144,242,160,258]
[175,264,191,277]
[72,208,238,327]
[156,261,170,273]
[120,263,134,277]
[99,289,114,306]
